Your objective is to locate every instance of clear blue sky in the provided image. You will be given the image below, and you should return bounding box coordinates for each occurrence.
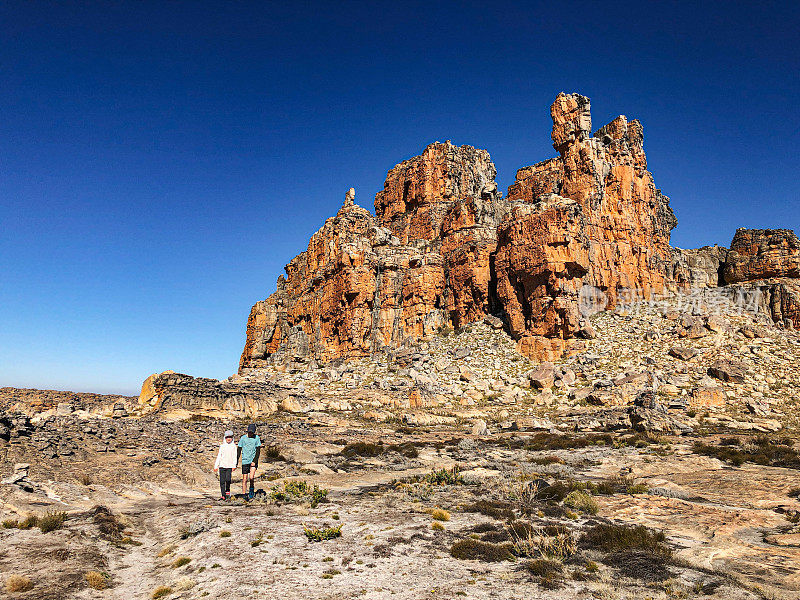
[1,2,798,395]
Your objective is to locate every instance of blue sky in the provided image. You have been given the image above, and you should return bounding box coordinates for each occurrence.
[1,1,798,394]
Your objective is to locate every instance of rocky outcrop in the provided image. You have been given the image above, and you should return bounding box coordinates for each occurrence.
[668,245,728,289]
[139,372,282,418]
[720,229,800,329]
[0,387,136,417]
[240,143,511,370]
[495,93,677,358]
[238,93,797,369]
[724,229,800,284]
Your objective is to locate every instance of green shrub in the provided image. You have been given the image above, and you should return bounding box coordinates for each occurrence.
[271,480,328,508]
[2,519,18,529]
[424,466,463,486]
[563,490,598,515]
[303,523,342,542]
[219,530,231,538]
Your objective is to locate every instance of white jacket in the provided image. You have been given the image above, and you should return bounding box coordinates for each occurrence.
[214,440,238,469]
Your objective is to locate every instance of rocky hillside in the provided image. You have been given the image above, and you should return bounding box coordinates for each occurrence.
[239,92,800,373]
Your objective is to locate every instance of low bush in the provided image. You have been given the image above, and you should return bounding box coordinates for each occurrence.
[341,441,385,457]
[271,480,328,508]
[424,466,464,486]
[219,530,231,538]
[603,549,672,581]
[450,538,514,562]
[157,544,176,557]
[39,511,67,533]
[303,523,342,542]
[526,559,565,588]
[563,490,598,515]
[431,521,445,531]
[5,574,33,593]
[171,557,191,568]
[151,586,173,599]
[581,523,671,559]
[693,436,800,470]
[18,515,39,529]
[263,445,286,462]
[84,571,109,590]
[179,518,214,539]
[462,499,515,521]
[2,519,18,529]
[522,432,613,451]
[429,508,450,522]
[93,506,124,538]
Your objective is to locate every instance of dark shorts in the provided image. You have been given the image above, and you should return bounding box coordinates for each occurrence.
[241,463,255,474]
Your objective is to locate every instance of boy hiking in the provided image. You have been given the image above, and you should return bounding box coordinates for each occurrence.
[237,423,261,500]
[213,430,237,501]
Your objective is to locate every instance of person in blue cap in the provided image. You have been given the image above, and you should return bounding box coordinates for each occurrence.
[237,423,261,499]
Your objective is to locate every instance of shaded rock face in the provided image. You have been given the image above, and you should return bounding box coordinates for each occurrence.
[668,246,729,289]
[724,228,800,284]
[720,229,800,329]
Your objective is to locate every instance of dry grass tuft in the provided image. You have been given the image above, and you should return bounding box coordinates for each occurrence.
[157,544,176,557]
[171,556,191,568]
[151,586,173,599]
[85,571,109,590]
[429,508,450,521]
[5,574,33,593]
[450,538,514,562]
[38,511,67,533]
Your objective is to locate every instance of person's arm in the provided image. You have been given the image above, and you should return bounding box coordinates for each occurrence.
[214,445,222,472]
[253,446,261,469]
[236,446,241,468]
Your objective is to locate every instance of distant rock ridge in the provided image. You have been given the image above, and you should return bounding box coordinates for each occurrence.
[239,93,800,370]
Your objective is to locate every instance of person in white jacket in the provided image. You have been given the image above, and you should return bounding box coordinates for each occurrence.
[213,430,237,501]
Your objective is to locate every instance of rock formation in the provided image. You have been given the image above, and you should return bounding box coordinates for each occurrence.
[239,93,798,370]
[240,142,510,370]
[138,372,283,419]
[722,228,800,329]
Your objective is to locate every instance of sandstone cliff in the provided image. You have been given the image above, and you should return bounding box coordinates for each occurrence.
[239,93,798,369]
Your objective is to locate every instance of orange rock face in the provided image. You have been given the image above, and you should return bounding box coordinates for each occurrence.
[495,93,677,358]
[240,94,796,369]
[240,143,509,370]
